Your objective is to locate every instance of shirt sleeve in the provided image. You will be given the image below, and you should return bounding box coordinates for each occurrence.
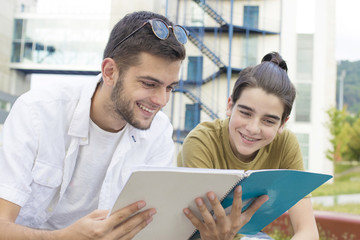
[280,130,305,170]
[0,97,39,206]
[177,130,214,169]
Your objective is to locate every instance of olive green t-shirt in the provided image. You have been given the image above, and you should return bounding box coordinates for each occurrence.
[177,118,304,171]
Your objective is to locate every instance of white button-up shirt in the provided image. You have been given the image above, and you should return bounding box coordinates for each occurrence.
[0,75,174,228]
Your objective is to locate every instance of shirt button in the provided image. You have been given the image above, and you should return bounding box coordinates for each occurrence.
[47,207,53,212]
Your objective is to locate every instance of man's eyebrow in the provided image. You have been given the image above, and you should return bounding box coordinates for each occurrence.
[137,76,179,86]
[237,104,281,121]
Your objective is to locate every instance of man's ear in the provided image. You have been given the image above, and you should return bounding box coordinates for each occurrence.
[278,116,289,134]
[101,58,118,87]
[226,96,233,117]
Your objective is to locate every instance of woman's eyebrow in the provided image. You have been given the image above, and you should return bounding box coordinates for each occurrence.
[237,104,254,112]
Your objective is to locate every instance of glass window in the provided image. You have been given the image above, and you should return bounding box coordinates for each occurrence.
[187,56,203,84]
[24,42,33,61]
[243,6,259,28]
[11,42,21,62]
[13,19,23,40]
[11,18,108,66]
[296,133,309,169]
[296,34,314,80]
[184,103,201,132]
[242,36,258,67]
[295,83,311,122]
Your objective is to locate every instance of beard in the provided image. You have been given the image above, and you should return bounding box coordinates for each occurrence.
[110,76,153,130]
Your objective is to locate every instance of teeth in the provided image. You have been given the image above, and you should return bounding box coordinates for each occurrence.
[241,133,257,142]
[138,103,155,113]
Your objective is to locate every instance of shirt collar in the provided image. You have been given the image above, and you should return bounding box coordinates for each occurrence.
[68,74,101,138]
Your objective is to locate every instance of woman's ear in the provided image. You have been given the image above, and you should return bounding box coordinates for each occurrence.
[101,58,118,87]
[226,96,233,117]
[278,116,289,134]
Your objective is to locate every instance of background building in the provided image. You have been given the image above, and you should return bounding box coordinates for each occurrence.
[0,0,336,175]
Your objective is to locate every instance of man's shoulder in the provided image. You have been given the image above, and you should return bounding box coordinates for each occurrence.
[19,76,99,104]
[149,111,172,130]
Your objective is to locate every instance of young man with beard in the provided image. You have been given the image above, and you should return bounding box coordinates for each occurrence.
[0,11,267,240]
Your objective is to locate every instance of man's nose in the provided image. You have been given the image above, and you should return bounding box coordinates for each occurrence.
[150,87,169,107]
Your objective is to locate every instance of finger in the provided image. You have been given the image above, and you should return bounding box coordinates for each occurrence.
[207,191,226,221]
[229,186,243,219]
[241,195,269,221]
[118,216,152,240]
[183,208,204,230]
[107,200,147,228]
[195,197,216,228]
[113,208,156,239]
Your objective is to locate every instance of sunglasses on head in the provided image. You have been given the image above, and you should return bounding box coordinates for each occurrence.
[112,18,188,52]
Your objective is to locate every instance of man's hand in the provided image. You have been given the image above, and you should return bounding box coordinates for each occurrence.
[0,198,155,240]
[58,200,156,240]
[183,186,269,240]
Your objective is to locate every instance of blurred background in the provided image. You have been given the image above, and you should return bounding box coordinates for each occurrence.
[0,0,359,238]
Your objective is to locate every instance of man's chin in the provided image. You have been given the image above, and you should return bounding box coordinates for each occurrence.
[130,119,153,130]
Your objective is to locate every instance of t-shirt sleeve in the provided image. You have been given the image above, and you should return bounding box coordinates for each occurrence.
[279,130,305,170]
[177,130,214,169]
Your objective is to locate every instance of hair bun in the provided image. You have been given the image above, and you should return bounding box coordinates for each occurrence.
[261,52,288,72]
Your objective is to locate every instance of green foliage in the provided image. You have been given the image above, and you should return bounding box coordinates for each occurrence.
[337,60,360,114]
[312,162,360,196]
[326,107,349,161]
[326,107,360,162]
[345,118,360,161]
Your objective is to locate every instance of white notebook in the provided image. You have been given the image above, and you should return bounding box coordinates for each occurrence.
[110,166,331,240]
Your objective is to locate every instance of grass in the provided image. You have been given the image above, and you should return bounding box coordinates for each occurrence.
[313,202,360,214]
[266,162,360,239]
[311,162,360,214]
[312,163,360,197]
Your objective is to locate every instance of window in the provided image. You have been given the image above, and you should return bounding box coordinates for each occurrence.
[24,42,33,61]
[242,36,258,67]
[296,133,309,169]
[296,34,314,80]
[243,6,259,28]
[295,83,312,122]
[184,103,200,132]
[187,56,203,84]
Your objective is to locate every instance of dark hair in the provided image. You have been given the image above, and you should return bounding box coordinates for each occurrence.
[261,51,288,72]
[103,11,186,77]
[231,60,296,124]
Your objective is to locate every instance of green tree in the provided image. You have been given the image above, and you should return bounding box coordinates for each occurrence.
[326,107,349,162]
[337,60,360,114]
[345,118,360,162]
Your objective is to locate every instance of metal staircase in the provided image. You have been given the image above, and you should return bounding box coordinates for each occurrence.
[193,0,228,26]
[174,88,219,120]
[187,28,226,69]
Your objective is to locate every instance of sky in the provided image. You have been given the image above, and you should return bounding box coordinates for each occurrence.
[336,0,360,61]
[297,0,360,62]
